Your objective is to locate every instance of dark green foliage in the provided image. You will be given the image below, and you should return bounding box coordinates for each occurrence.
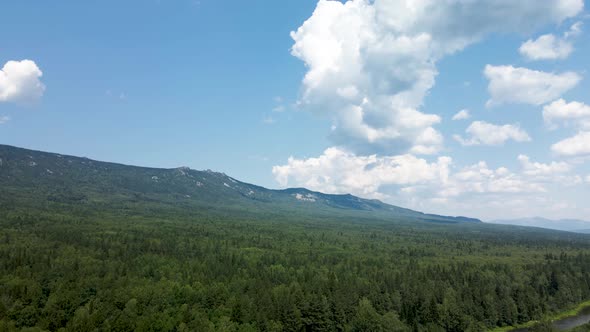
[4,210,590,331]
[2,145,590,331]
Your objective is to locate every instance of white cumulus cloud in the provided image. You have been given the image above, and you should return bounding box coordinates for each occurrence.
[454,121,531,146]
[543,99,590,129]
[273,151,588,219]
[440,161,546,197]
[272,147,451,198]
[484,65,581,107]
[0,115,10,124]
[272,151,562,205]
[518,154,571,176]
[519,22,583,61]
[551,131,590,156]
[452,109,471,121]
[0,60,46,104]
[291,0,582,155]
[282,0,587,219]
[519,34,573,60]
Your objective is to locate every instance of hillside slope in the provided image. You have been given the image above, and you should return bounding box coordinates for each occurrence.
[0,144,479,224]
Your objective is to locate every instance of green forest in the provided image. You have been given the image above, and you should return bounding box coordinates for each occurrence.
[2,204,590,332]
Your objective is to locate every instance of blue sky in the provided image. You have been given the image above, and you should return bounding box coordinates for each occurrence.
[0,0,325,177]
[1,0,590,220]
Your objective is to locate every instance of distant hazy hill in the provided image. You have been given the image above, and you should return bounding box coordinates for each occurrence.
[0,144,480,224]
[488,217,590,233]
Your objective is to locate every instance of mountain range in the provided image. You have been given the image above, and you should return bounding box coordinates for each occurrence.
[0,144,480,224]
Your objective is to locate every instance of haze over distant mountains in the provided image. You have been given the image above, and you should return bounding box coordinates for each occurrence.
[488,217,590,233]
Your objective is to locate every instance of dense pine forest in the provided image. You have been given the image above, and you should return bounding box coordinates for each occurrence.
[2,145,590,331]
[3,205,590,331]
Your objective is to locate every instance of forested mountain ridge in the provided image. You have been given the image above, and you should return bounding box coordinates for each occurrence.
[0,144,479,224]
